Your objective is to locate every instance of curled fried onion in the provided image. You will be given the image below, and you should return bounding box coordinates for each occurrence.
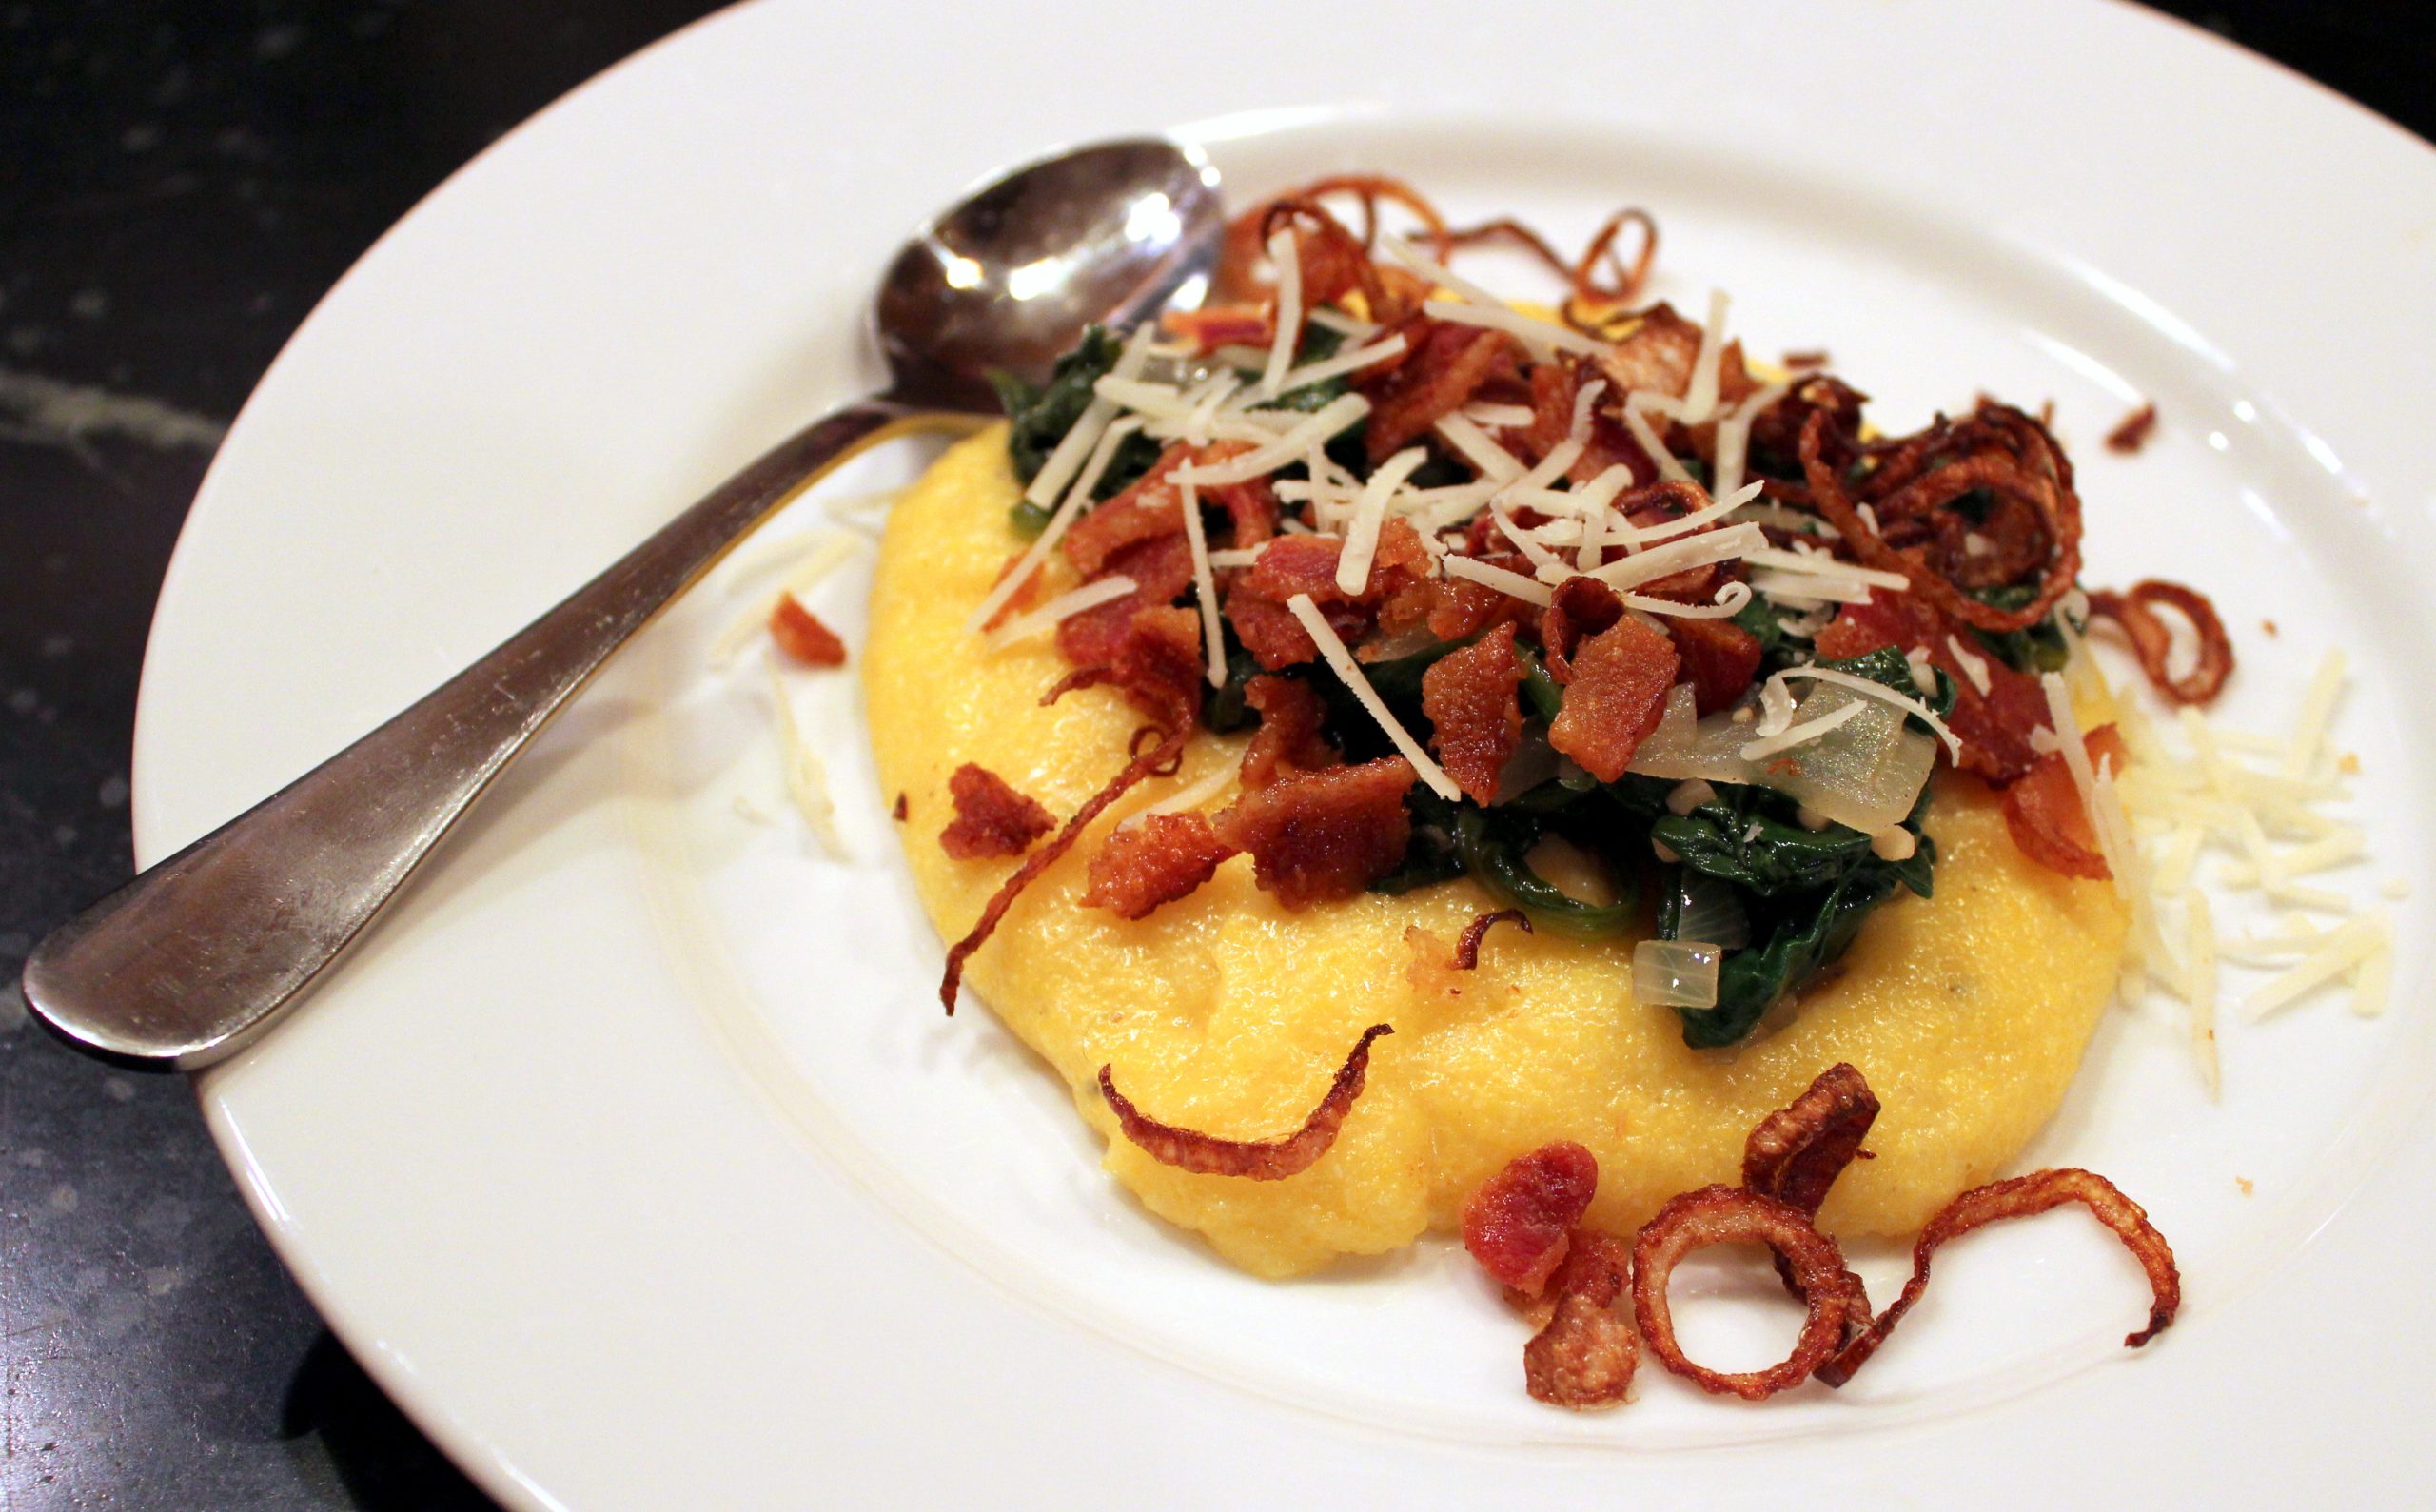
[1629,1186,1860,1400]
[1817,1168,2181,1387]
[1097,1023,1393,1180]
[1799,406,2083,634]
[937,675,1192,1014]
[1430,208,1659,332]
[1741,1063,1878,1331]
[1214,175,1447,302]
[2084,580,2234,706]
[1452,908,1532,970]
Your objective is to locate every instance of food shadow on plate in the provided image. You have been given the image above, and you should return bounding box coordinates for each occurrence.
[281,1332,499,1512]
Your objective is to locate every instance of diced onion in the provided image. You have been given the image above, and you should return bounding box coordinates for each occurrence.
[1634,939,1722,1010]
[1672,874,1750,950]
[1630,683,1937,835]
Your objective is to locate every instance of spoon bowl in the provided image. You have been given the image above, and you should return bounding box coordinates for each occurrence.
[25,138,1224,1069]
[879,140,1221,410]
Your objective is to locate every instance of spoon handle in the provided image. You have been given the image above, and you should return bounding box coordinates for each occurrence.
[26,396,959,1070]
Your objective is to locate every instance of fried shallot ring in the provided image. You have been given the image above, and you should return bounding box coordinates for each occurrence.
[1096,1024,1394,1180]
[1817,1168,2181,1387]
[936,677,1192,1014]
[1630,1186,1859,1400]
[1212,176,1447,304]
[1798,407,2083,634]
[1452,909,1532,971]
[2084,579,2234,706]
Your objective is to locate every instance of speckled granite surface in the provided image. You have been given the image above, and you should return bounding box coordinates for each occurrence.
[1,3,2424,1507]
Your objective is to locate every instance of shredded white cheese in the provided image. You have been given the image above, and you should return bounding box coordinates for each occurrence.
[1284,593,1463,801]
[1337,447,1430,595]
[1024,324,1156,509]
[1257,227,1302,400]
[983,574,1138,651]
[1738,698,1869,761]
[965,415,1144,634]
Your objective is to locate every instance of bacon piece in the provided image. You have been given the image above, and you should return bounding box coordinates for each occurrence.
[2105,402,2159,455]
[1462,1141,1599,1297]
[1051,603,1206,730]
[2003,725,2128,880]
[1597,302,1703,399]
[1421,623,1525,803]
[1452,908,1531,971]
[1226,591,1326,671]
[1097,1023,1394,1180]
[1164,304,1272,353]
[1539,577,1624,684]
[1815,588,2049,785]
[1817,1168,2180,1387]
[2085,580,2233,706]
[893,793,908,821]
[1082,812,1236,919]
[1524,1229,1638,1409]
[1668,616,1762,717]
[1241,674,1340,788]
[1226,526,1429,670]
[1361,322,1522,463]
[767,593,847,667]
[1630,1185,1861,1401]
[1056,535,1195,670]
[1063,446,1193,577]
[1547,616,1679,782]
[1214,756,1417,908]
[938,763,1054,860]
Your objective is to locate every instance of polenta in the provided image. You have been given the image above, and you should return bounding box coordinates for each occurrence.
[865,426,2131,1278]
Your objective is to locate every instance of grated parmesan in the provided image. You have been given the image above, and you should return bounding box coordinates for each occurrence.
[1284,593,1464,800]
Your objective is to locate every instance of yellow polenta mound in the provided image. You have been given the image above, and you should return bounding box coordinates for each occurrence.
[865,426,2130,1279]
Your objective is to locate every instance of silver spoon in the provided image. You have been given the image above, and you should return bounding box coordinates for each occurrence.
[25,138,1225,1070]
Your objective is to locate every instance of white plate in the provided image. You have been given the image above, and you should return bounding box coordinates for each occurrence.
[144,1,2436,1504]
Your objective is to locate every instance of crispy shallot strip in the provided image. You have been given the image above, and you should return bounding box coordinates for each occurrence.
[1817,1168,2181,1386]
[2084,580,2233,705]
[1799,406,2083,634]
[937,676,1192,1013]
[1631,1186,1861,1400]
[1096,1024,1394,1180]
[1452,909,1532,971]
[1743,1064,1879,1335]
[769,594,847,667]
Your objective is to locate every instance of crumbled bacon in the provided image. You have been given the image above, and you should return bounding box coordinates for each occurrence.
[2105,402,2159,455]
[892,792,908,822]
[768,594,847,667]
[1452,908,1531,971]
[1097,1023,1394,1180]
[1420,623,1525,803]
[1360,321,1522,462]
[1630,1186,1862,1401]
[1056,531,1195,667]
[1164,304,1272,353]
[1241,674,1340,788]
[938,763,1054,860]
[2002,725,2128,880]
[2085,579,2233,706]
[1214,757,1416,908]
[1547,616,1679,782]
[1815,587,2050,784]
[1667,616,1763,717]
[1524,1229,1638,1409]
[1082,812,1236,920]
[1226,527,1428,670]
[1462,1141,1599,1297]
[1817,1168,2180,1387]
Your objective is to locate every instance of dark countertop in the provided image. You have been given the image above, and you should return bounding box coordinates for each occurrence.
[2,4,2426,1508]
